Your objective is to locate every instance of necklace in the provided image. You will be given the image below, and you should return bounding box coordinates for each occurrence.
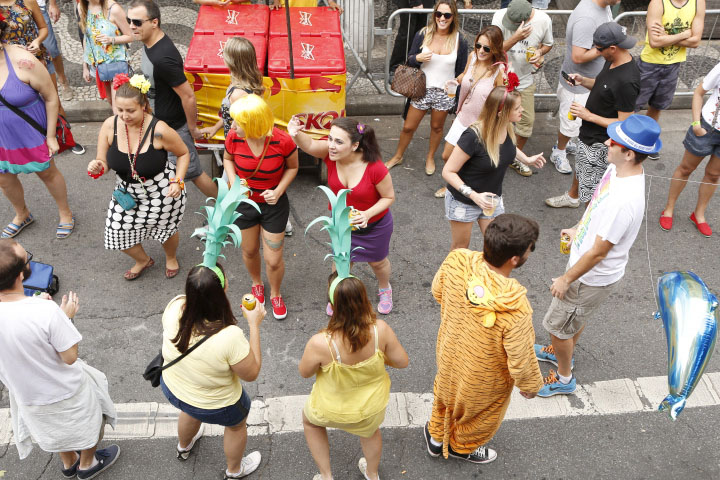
[125,114,146,183]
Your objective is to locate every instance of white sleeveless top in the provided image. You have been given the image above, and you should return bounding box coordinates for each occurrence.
[421,32,459,89]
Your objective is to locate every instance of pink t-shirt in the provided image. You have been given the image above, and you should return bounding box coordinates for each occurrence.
[457,55,502,127]
[324,156,389,224]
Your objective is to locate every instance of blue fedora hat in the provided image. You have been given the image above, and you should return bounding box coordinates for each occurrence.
[607,114,662,154]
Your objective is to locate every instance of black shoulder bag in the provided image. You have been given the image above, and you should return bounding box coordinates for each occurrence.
[143,335,211,388]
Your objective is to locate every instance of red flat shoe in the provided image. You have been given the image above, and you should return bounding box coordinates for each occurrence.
[659,211,673,231]
[124,258,155,281]
[690,212,712,237]
[165,264,180,279]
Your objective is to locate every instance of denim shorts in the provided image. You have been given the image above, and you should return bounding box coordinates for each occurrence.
[161,378,252,427]
[168,123,204,180]
[683,117,720,158]
[40,6,58,74]
[444,189,505,222]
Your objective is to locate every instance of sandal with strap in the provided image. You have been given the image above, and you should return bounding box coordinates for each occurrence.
[1,213,34,238]
[124,258,155,281]
[56,216,75,239]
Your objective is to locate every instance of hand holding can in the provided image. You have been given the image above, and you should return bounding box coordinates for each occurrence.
[560,233,571,254]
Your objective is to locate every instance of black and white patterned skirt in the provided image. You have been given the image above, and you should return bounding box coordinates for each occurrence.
[575,142,609,203]
[104,164,187,250]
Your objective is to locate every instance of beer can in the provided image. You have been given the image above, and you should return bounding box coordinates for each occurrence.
[567,112,576,121]
[242,294,256,311]
[349,208,359,231]
[526,46,536,62]
[238,178,250,198]
[560,233,572,255]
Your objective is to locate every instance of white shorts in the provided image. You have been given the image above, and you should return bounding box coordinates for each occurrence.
[445,117,469,146]
[557,84,590,138]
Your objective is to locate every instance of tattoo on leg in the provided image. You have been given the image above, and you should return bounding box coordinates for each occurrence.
[263,235,283,250]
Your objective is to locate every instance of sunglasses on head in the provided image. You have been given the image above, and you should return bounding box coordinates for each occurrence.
[475,43,491,53]
[434,11,453,19]
[127,17,152,27]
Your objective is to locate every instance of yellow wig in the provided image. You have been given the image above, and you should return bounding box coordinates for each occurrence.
[229,94,274,139]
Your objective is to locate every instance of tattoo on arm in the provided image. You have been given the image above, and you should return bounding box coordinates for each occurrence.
[154,132,163,139]
[17,59,35,70]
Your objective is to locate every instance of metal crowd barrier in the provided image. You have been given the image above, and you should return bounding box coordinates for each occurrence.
[338,0,383,93]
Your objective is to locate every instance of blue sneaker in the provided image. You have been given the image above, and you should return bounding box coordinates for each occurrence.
[534,344,573,370]
[76,445,120,479]
[537,370,577,397]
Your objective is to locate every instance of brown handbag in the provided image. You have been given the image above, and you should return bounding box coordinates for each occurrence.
[391,64,426,100]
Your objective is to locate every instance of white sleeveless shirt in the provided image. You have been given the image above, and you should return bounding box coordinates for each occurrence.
[421,32,459,89]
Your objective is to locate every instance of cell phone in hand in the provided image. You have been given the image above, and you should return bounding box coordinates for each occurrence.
[561,71,576,86]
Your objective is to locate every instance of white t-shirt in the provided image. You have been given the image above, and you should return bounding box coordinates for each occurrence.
[569,164,645,286]
[491,9,553,90]
[0,297,83,406]
[701,62,720,129]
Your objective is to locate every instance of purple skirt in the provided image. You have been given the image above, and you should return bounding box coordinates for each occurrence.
[351,210,393,263]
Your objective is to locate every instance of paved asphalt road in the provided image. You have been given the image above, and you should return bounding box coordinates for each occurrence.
[2,110,720,479]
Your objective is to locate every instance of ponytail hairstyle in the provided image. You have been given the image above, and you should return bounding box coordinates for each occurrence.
[325,273,376,353]
[223,37,265,97]
[470,86,519,167]
[229,94,274,139]
[330,117,382,163]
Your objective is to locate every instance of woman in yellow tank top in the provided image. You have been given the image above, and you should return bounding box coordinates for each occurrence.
[299,276,409,480]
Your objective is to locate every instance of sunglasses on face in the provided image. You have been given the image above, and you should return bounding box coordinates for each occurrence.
[24,251,33,266]
[475,43,491,53]
[595,45,608,52]
[127,17,152,27]
[609,139,625,149]
[434,12,453,19]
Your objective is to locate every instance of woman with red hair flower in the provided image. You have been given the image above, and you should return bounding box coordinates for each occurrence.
[441,83,545,251]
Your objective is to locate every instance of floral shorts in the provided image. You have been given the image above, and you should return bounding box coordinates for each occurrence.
[411,87,455,112]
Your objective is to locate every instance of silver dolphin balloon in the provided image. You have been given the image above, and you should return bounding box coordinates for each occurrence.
[656,271,718,420]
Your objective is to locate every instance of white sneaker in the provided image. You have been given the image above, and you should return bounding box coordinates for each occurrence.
[550,146,572,174]
[285,219,293,236]
[224,451,261,479]
[545,191,580,208]
[176,424,204,460]
[358,457,380,480]
[565,138,579,155]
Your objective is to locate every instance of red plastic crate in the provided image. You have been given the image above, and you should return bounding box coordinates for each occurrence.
[269,7,341,37]
[185,33,267,73]
[194,4,269,37]
[267,35,345,77]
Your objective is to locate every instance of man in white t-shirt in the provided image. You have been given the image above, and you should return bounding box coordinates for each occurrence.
[492,0,553,177]
[532,115,661,397]
[0,239,119,479]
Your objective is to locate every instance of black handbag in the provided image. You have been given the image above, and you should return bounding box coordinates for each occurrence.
[143,335,211,387]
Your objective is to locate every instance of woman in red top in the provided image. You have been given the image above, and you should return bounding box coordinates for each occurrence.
[223,95,299,320]
[289,117,396,315]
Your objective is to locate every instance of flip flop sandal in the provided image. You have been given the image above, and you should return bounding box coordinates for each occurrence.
[1,214,34,238]
[56,216,75,239]
[124,258,155,281]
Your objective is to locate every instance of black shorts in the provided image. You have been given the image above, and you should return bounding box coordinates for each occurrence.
[234,193,289,234]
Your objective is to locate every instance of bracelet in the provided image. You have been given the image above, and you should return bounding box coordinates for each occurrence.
[691,120,701,127]
[169,177,185,190]
[111,37,115,45]
[459,184,474,197]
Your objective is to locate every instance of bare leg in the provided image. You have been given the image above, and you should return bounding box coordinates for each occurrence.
[359,429,383,480]
[557,132,571,150]
[477,217,493,236]
[121,243,152,274]
[368,257,391,290]
[0,172,31,224]
[224,420,248,474]
[516,135,529,151]
[177,412,202,449]
[192,172,219,199]
[302,412,332,480]
[241,225,263,286]
[663,150,705,217]
[78,446,98,470]
[49,73,67,117]
[52,55,69,87]
[693,154,720,223]
[262,229,285,298]
[161,232,180,271]
[440,141,454,163]
[645,106,661,122]
[386,106,427,167]
[550,326,584,378]
[449,220,473,251]
[568,175,580,200]
[427,109,449,171]
[59,451,79,469]
[34,160,73,223]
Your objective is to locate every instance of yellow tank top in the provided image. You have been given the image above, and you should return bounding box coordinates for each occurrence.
[641,0,697,64]
[306,325,391,424]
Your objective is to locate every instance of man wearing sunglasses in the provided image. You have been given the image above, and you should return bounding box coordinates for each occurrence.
[0,239,119,479]
[127,0,218,200]
[535,115,660,398]
[492,0,554,177]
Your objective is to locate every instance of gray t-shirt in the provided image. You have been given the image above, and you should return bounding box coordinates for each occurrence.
[560,0,613,94]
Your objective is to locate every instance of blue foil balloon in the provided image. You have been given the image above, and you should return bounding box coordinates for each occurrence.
[656,271,718,420]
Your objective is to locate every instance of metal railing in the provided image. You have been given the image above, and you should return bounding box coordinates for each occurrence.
[338,0,382,93]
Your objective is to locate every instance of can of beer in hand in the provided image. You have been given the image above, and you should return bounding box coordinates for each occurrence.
[349,208,360,231]
[238,178,250,198]
[560,233,572,255]
[526,46,536,62]
[242,294,256,311]
[567,111,576,121]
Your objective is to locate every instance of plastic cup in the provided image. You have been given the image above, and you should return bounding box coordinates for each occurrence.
[482,193,498,217]
[446,79,459,98]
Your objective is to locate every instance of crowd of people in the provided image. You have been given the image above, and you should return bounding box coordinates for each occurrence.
[0,0,717,478]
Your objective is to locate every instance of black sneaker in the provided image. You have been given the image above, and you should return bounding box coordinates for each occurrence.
[423,423,441,457]
[447,444,497,464]
[61,452,81,478]
[76,445,120,479]
[71,143,86,155]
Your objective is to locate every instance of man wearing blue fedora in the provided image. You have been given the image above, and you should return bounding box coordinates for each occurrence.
[534,114,661,397]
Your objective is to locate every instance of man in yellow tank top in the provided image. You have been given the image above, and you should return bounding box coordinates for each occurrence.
[635,0,705,159]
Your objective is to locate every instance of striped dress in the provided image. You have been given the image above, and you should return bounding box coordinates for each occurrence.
[429,249,543,458]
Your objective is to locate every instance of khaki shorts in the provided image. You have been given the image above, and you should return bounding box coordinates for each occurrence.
[514,84,536,138]
[557,84,590,138]
[542,279,617,340]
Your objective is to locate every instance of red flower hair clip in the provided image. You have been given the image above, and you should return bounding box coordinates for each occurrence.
[505,72,520,92]
[0,12,6,21]
[112,73,131,90]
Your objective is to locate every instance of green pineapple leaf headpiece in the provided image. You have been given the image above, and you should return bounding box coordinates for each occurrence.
[305,186,361,304]
[192,176,260,286]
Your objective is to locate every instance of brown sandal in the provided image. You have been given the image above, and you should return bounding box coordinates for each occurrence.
[124,258,154,281]
[165,264,180,279]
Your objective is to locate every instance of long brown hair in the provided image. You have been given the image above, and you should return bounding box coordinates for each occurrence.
[326,274,376,353]
[223,37,265,97]
[470,86,519,167]
[421,0,460,52]
[475,25,506,70]
[78,0,111,31]
[172,264,236,353]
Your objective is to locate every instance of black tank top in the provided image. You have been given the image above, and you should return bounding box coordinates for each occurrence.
[107,116,168,183]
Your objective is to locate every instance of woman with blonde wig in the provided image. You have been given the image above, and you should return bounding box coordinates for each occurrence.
[442,85,546,250]
[223,94,298,320]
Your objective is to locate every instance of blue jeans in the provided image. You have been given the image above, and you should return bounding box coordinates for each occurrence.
[160,378,252,427]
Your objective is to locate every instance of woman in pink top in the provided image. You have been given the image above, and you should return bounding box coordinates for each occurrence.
[435,26,506,198]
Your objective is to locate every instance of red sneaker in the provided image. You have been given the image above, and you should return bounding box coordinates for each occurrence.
[690,212,712,237]
[271,296,287,320]
[251,284,265,305]
[659,211,673,231]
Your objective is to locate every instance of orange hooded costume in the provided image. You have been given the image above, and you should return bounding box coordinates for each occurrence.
[429,249,543,457]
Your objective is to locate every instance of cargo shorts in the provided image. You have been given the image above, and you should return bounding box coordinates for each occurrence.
[543,278,618,340]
